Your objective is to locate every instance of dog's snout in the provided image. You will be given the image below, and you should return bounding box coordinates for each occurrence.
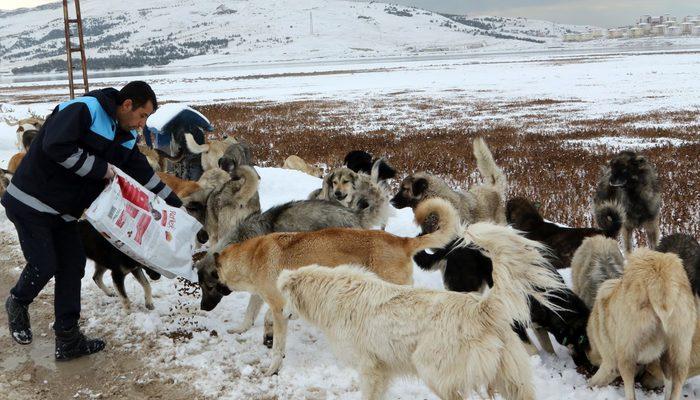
[334,191,346,200]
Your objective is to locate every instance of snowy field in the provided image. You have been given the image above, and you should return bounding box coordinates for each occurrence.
[0,49,699,399]
[0,167,698,399]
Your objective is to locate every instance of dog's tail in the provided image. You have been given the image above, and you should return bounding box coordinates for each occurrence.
[232,165,260,202]
[594,200,624,238]
[473,137,507,200]
[406,198,459,253]
[641,250,688,335]
[461,223,566,325]
[184,133,210,154]
[370,157,397,182]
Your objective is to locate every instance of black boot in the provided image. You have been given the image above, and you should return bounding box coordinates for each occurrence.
[5,295,32,345]
[55,326,106,361]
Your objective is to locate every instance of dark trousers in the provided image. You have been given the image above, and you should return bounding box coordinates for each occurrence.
[6,208,86,332]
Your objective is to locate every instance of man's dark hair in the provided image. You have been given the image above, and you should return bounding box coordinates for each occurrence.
[118,81,158,111]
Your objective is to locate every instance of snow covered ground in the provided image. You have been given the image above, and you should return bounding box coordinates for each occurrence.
[2,49,700,139]
[1,37,699,399]
[2,167,698,399]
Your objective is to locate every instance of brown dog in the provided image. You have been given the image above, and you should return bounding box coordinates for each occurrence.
[6,152,25,174]
[198,197,459,376]
[156,172,201,198]
[587,248,695,400]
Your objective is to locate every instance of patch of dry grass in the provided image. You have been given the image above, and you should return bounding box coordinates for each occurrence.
[196,99,700,243]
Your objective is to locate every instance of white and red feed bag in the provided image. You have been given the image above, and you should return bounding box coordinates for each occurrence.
[85,168,201,282]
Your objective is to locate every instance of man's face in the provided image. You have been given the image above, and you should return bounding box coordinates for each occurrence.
[116,99,154,131]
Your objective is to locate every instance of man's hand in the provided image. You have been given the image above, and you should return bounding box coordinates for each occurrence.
[104,164,116,180]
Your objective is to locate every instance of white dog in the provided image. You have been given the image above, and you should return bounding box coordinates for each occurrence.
[278,223,565,400]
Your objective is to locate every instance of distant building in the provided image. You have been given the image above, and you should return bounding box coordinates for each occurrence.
[667,26,682,36]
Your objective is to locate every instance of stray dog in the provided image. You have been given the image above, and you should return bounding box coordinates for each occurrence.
[571,235,625,309]
[658,233,700,298]
[641,317,700,390]
[283,155,324,178]
[204,165,261,246]
[198,198,392,313]
[587,248,695,400]
[414,236,591,365]
[594,151,661,252]
[6,151,26,174]
[185,133,239,171]
[182,168,239,229]
[413,239,493,293]
[391,137,507,225]
[279,222,565,400]
[5,116,43,151]
[218,141,253,174]
[78,221,160,311]
[343,149,397,182]
[198,197,459,376]
[137,144,183,172]
[311,161,392,229]
[506,197,621,269]
[156,172,201,198]
[0,169,9,197]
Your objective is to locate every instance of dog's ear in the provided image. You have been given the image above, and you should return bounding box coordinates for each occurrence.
[412,178,429,196]
[634,155,647,165]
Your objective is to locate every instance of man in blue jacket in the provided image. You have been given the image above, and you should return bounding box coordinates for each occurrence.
[2,81,182,360]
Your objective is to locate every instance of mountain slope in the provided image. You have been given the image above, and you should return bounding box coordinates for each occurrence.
[0,0,596,74]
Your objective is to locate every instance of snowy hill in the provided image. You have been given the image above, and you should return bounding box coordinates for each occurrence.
[0,0,597,74]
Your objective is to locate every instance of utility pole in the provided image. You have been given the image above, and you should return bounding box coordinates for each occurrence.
[62,0,89,99]
[310,11,314,35]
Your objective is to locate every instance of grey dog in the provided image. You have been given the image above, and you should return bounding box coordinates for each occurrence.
[594,151,661,252]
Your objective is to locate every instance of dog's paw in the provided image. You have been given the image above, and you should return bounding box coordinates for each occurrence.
[263,334,274,349]
[227,324,252,335]
[264,354,284,377]
[145,302,155,311]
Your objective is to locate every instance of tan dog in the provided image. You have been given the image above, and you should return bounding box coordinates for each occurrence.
[282,155,323,178]
[198,197,459,376]
[278,222,565,400]
[6,152,26,174]
[587,248,695,400]
[156,172,201,198]
[184,133,238,171]
[391,138,507,226]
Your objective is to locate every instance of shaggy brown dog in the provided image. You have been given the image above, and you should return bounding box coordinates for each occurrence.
[506,197,622,269]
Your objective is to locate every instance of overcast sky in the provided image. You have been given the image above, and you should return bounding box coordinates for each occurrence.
[3,1,699,27]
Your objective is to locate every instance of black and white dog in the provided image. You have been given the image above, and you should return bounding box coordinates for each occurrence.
[79,221,161,311]
[414,236,592,368]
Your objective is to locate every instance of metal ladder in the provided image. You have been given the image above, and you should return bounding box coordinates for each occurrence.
[62,0,89,99]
